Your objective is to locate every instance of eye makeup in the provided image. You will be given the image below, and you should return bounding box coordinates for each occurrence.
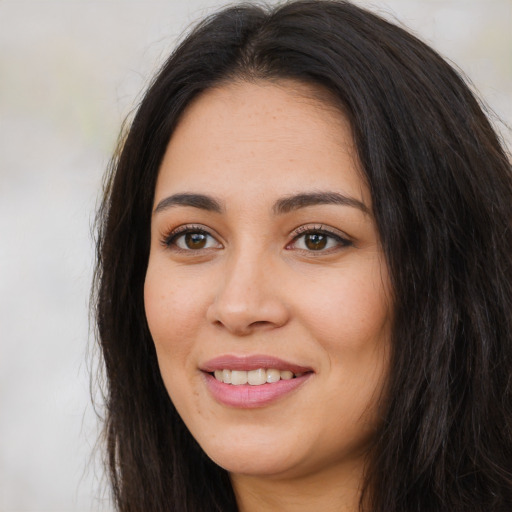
[161,224,223,252]
[287,224,353,253]
[159,221,353,257]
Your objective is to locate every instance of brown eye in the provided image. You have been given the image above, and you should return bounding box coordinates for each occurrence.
[304,233,328,250]
[185,232,207,249]
[289,228,352,253]
[166,228,222,251]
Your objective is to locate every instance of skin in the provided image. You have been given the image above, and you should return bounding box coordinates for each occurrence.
[144,80,392,512]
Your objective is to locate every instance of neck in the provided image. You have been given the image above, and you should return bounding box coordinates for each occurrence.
[230,459,365,512]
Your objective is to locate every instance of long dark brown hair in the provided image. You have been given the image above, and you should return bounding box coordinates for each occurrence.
[93,1,512,510]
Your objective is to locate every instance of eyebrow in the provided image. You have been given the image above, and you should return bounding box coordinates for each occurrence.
[154,193,223,214]
[153,191,369,216]
[273,192,370,215]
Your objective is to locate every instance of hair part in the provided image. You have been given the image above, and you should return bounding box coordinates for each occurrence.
[93,1,512,510]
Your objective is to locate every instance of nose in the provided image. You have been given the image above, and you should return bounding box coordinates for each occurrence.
[206,250,290,336]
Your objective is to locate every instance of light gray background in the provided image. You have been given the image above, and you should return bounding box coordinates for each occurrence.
[1,1,510,511]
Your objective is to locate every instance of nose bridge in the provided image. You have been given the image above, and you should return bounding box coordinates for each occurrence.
[207,241,288,334]
[225,245,263,299]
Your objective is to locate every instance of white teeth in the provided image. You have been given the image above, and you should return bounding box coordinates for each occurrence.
[212,368,306,385]
[248,368,267,385]
[231,370,248,385]
[222,369,232,384]
[266,368,281,383]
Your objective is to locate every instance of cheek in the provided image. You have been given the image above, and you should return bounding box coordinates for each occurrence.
[296,256,392,418]
[144,261,204,362]
[144,263,207,418]
[299,259,391,352]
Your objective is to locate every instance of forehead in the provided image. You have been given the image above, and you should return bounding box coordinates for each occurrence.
[155,80,369,208]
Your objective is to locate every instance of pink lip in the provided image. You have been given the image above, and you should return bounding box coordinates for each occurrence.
[203,373,312,408]
[200,354,314,409]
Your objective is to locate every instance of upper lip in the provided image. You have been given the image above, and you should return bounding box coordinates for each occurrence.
[200,354,313,374]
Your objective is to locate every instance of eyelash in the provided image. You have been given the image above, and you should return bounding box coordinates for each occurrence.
[287,225,353,253]
[161,224,352,253]
[161,224,221,252]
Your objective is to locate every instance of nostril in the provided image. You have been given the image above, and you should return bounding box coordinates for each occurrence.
[249,320,273,328]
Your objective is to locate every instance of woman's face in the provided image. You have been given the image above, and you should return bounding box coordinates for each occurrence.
[145,81,391,483]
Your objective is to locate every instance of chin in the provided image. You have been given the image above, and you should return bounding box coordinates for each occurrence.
[210,449,302,478]
[197,428,306,477]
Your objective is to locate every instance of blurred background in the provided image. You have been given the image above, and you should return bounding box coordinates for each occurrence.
[0,0,510,510]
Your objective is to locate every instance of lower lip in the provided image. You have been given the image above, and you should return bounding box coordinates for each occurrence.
[203,372,312,409]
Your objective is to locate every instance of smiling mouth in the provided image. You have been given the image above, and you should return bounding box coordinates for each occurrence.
[202,356,313,408]
[210,368,309,386]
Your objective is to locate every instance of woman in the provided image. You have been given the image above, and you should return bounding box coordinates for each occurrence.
[93,1,512,510]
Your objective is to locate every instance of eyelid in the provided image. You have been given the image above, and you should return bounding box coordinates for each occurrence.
[287,224,353,251]
[161,224,223,250]
[159,223,352,253]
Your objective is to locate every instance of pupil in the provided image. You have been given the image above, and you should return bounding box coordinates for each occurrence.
[185,232,207,249]
[305,233,327,250]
